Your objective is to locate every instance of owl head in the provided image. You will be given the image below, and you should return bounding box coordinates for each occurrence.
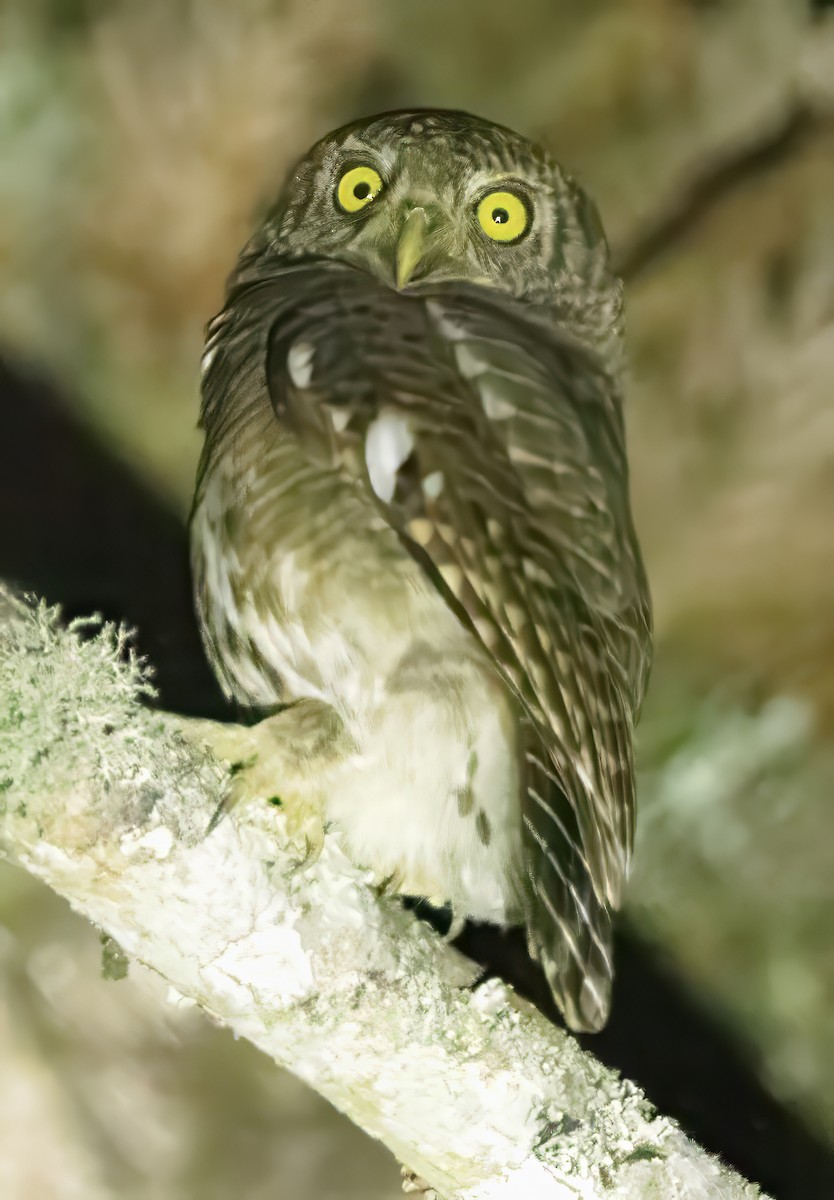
[238,110,623,355]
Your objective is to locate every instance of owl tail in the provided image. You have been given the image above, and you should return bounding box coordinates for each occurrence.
[521,728,615,1033]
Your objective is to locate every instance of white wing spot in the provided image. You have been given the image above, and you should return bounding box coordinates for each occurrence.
[365,411,414,503]
[555,651,572,676]
[509,444,552,467]
[426,301,464,341]
[480,382,517,421]
[409,518,434,546]
[453,342,486,380]
[288,341,315,388]
[330,408,351,433]
[422,470,445,499]
[440,563,464,595]
[473,617,497,646]
[200,345,218,377]
[523,558,551,585]
[504,602,526,632]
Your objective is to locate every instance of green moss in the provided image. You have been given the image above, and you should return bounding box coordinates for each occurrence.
[621,1143,664,1166]
[100,933,129,981]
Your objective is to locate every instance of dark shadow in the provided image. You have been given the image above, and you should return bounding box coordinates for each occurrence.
[0,353,231,719]
[448,915,834,1200]
[2,351,833,1198]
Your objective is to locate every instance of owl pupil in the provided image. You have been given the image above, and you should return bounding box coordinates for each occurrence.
[492,207,509,224]
[354,181,372,200]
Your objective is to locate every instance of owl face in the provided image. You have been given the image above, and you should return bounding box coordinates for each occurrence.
[252,110,621,340]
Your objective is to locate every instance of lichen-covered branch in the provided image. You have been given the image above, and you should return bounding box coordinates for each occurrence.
[0,588,765,1200]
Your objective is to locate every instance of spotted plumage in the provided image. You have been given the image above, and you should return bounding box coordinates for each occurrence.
[191,110,652,1032]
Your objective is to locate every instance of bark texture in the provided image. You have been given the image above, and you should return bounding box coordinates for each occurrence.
[0,588,765,1200]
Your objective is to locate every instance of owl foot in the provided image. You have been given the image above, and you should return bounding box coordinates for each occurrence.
[400,1166,437,1197]
[443,911,467,943]
[228,737,326,863]
[177,707,337,862]
[373,869,405,898]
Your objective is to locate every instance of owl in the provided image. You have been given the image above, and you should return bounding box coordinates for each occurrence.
[191,110,652,1033]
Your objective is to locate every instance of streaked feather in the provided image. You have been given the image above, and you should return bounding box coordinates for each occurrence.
[220,259,653,1030]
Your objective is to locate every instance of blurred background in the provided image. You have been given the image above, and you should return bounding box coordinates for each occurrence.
[1,1,833,1197]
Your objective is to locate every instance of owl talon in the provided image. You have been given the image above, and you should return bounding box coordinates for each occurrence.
[177,714,327,858]
[289,822,325,866]
[400,1166,436,1196]
[444,912,467,943]
[374,870,404,898]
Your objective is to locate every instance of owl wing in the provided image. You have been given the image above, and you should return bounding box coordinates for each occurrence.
[262,262,652,1032]
[421,292,652,1031]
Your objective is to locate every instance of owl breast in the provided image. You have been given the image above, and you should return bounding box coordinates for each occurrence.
[191,418,525,925]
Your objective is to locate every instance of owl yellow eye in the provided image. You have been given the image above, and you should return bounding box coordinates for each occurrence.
[476,190,530,243]
[336,165,384,213]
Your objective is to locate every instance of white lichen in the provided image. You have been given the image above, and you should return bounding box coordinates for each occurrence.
[0,587,767,1200]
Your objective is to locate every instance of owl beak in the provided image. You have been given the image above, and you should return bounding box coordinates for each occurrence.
[395,207,428,290]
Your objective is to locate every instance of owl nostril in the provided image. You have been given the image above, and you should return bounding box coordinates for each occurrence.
[402,197,443,229]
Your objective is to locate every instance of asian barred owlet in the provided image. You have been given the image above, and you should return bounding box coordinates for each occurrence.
[191,110,652,1033]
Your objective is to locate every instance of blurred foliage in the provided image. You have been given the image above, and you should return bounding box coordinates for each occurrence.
[633,664,834,1136]
[1,0,833,1194]
[0,876,397,1199]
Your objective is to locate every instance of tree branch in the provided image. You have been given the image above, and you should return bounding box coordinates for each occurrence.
[0,587,766,1199]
